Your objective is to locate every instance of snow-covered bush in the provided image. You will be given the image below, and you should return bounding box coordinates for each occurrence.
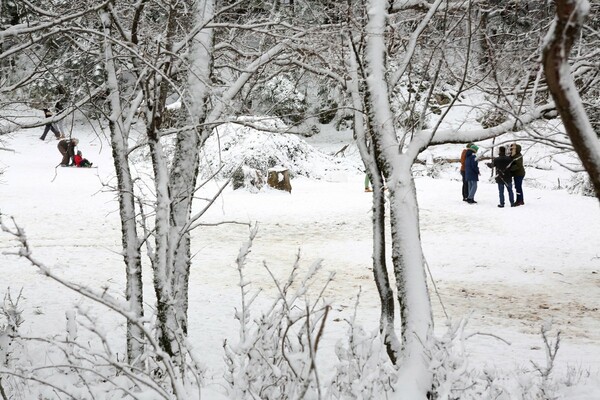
[429,319,479,400]
[200,118,362,180]
[231,166,264,192]
[224,228,332,399]
[317,99,338,125]
[0,306,207,399]
[477,108,508,129]
[335,114,353,131]
[328,293,396,399]
[0,289,23,367]
[422,151,447,179]
[566,172,595,197]
[0,216,208,400]
[427,319,581,400]
[0,289,26,398]
[249,74,308,124]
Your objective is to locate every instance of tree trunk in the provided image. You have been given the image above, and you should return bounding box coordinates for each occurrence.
[102,11,145,365]
[347,46,401,363]
[542,0,600,201]
[369,167,400,364]
[148,132,179,359]
[156,0,215,363]
[364,1,433,396]
[388,165,433,398]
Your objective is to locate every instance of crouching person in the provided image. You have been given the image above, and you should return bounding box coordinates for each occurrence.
[57,138,79,166]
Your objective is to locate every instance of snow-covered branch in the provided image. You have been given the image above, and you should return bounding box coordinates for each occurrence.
[390,0,445,87]
[425,102,557,145]
[0,1,110,40]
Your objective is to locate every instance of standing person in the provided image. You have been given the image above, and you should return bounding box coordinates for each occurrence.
[57,138,79,167]
[510,143,526,206]
[465,144,480,204]
[460,143,474,201]
[487,146,515,208]
[39,108,62,140]
[54,98,66,137]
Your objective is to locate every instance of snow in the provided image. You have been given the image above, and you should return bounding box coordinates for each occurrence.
[1,117,600,398]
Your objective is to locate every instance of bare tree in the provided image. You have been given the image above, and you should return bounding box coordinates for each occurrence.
[1,0,317,368]
[100,0,310,365]
[324,1,577,397]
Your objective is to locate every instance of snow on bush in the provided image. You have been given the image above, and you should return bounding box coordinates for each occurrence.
[248,74,308,124]
[566,172,595,197]
[426,319,594,400]
[200,117,362,181]
[231,166,265,192]
[328,294,396,399]
[0,289,23,367]
[224,228,332,398]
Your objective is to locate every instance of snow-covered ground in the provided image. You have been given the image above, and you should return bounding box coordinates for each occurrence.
[1,117,600,398]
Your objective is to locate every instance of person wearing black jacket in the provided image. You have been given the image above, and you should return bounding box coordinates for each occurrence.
[510,143,526,206]
[487,146,515,208]
[54,99,66,137]
[39,108,62,140]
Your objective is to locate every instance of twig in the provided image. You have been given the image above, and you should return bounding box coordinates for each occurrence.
[424,259,448,319]
[464,332,511,346]
[333,144,349,157]
[51,164,61,182]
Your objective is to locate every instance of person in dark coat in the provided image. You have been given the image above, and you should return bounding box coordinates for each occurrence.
[57,138,79,166]
[39,108,63,140]
[510,143,526,206]
[464,144,480,204]
[460,143,474,202]
[54,99,66,137]
[487,146,515,207]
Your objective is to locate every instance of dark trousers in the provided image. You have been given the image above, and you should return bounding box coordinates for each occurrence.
[57,143,74,166]
[461,171,468,200]
[497,180,515,206]
[59,148,70,165]
[514,176,524,204]
[40,123,60,140]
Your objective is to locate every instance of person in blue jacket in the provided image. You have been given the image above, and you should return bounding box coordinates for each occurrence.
[465,144,480,204]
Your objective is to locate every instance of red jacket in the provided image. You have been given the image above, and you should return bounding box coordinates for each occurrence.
[460,148,468,172]
[74,154,83,167]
